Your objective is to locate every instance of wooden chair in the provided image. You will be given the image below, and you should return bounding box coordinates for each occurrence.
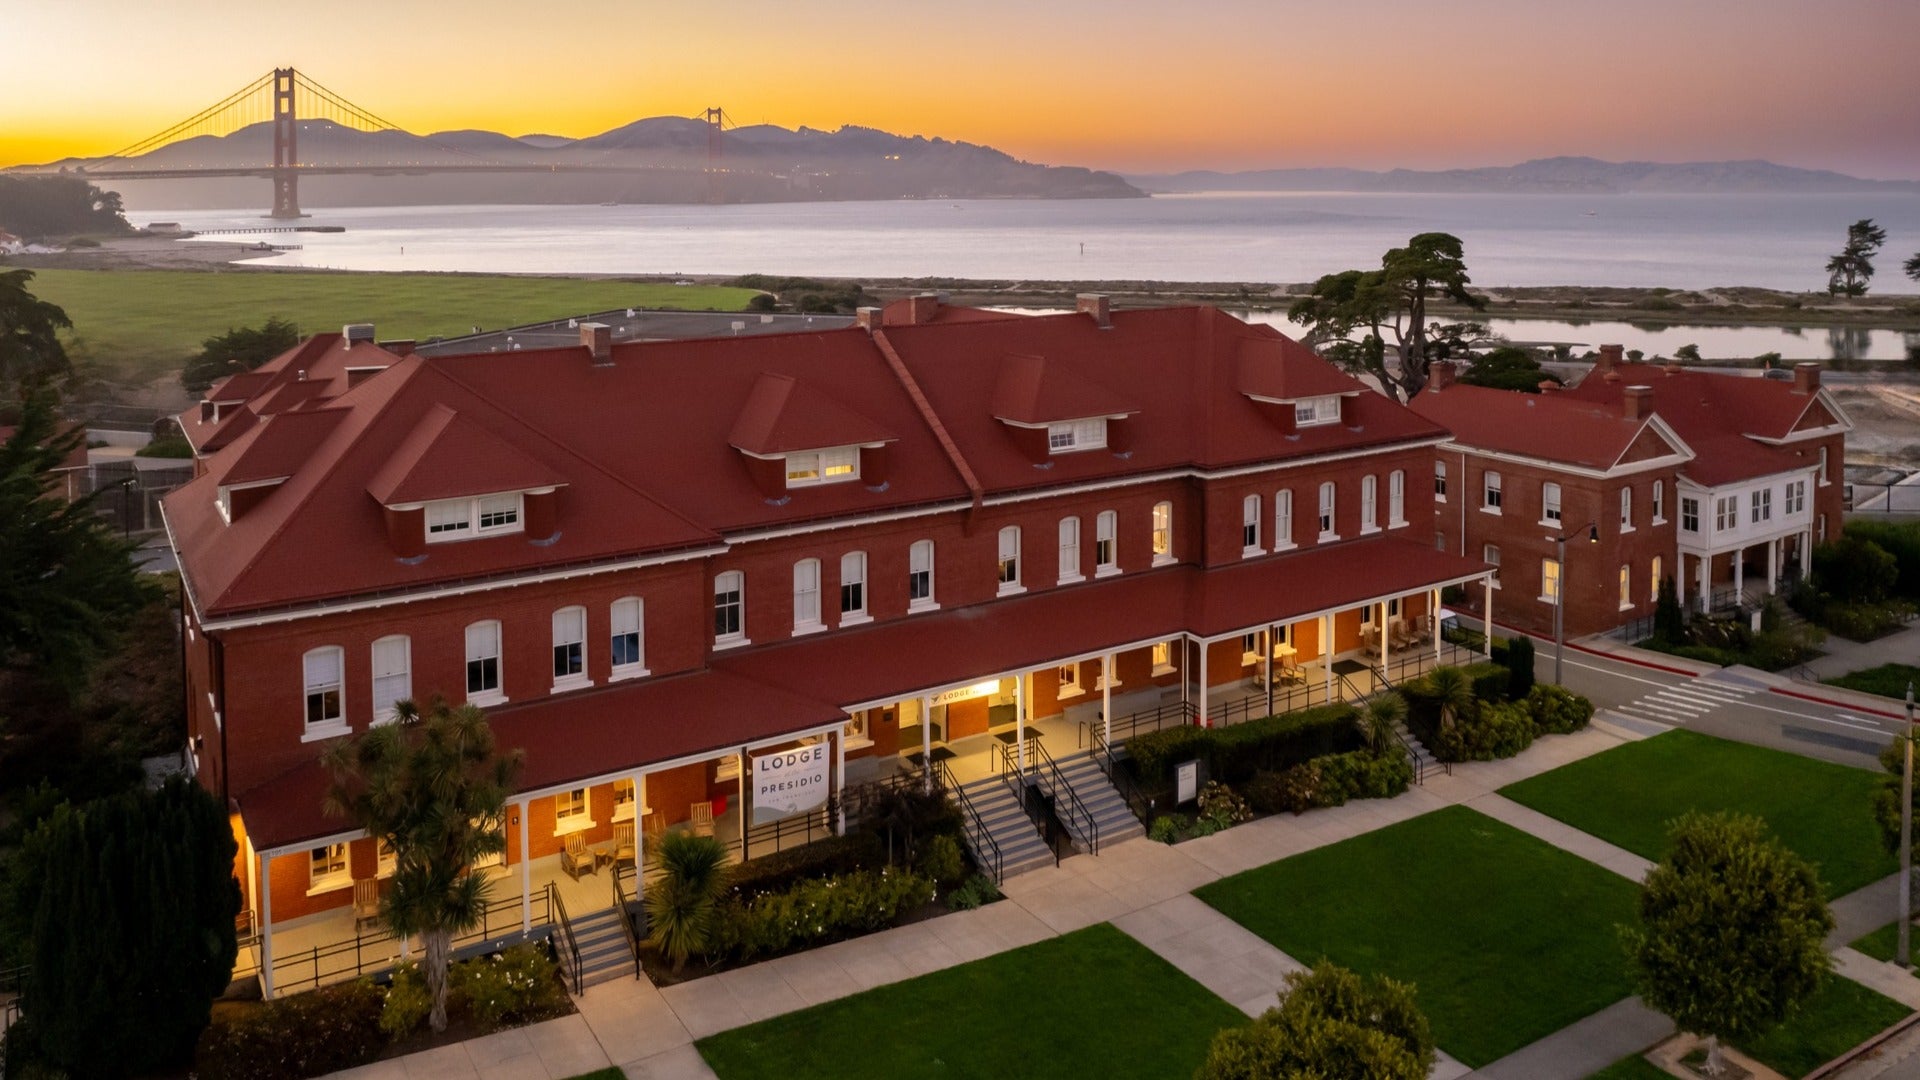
[1390,622,1413,651]
[1278,656,1308,686]
[560,833,597,880]
[607,822,636,868]
[689,800,715,837]
[352,879,381,932]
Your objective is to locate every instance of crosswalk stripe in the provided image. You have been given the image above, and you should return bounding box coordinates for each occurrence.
[1617,705,1682,722]
[1695,681,1760,696]
[1647,693,1711,712]
[1630,701,1703,720]
[1670,685,1748,704]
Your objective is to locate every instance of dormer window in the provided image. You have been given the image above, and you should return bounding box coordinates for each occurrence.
[1294,396,1342,427]
[1046,418,1108,454]
[424,493,524,542]
[785,447,860,488]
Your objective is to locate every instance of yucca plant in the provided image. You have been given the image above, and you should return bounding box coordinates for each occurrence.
[645,830,731,972]
[1363,691,1408,754]
[1423,666,1476,730]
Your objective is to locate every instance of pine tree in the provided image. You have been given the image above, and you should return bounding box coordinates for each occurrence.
[1506,635,1536,697]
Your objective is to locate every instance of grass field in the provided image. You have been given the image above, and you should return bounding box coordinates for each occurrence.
[1194,805,1642,1067]
[25,268,758,383]
[1827,664,1920,702]
[1499,729,1894,897]
[1738,975,1911,1078]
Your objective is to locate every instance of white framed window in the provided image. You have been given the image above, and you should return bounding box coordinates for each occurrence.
[1818,447,1831,485]
[1389,470,1406,526]
[613,779,638,821]
[793,558,823,632]
[1542,557,1562,606]
[1619,564,1633,611]
[302,646,345,736]
[1056,662,1084,697]
[1651,556,1663,601]
[1485,544,1502,588]
[1620,488,1633,532]
[554,788,593,835]
[840,551,868,620]
[1435,460,1448,502]
[1059,516,1083,583]
[1318,482,1337,539]
[1716,496,1737,531]
[1541,482,1562,525]
[1095,510,1118,575]
[552,606,587,687]
[1786,480,1805,515]
[1681,496,1700,533]
[908,540,936,610]
[1046,418,1108,454]
[1484,471,1503,513]
[1652,481,1666,524]
[1241,494,1262,555]
[1151,502,1174,565]
[786,446,860,487]
[424,493,525,542]
[1241,631,1264,665]
[610,597,646,678]
[1360,475,1379,533]
[1275,489,1295,550]
[370,635,411,724]
[1752,488,1772,523]
[1293,396,1341,427]
[1151,640,1175,676]
[308,843,351,894]
[997,526,1023,595]
[714,571,746,645]
[465,621,503,705]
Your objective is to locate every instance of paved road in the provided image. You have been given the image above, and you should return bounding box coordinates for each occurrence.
[1548,646,1900,771]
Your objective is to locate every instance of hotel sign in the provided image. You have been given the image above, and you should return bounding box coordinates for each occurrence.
[750,743,831,826]
[930,680,1001,707]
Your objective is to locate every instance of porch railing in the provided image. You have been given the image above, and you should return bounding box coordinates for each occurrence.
[1090,726,1158,827]
[548,882,583,997]
[1026,738,1099,856]
[936,758,1003,884]
[612,862,643,981]
[1101,700,1197,745]
[263,884,553,997]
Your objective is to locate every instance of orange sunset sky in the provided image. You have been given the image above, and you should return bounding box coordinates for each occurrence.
[4,0,1918,177]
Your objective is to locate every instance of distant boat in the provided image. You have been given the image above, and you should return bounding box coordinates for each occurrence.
[1583,210,1597,217]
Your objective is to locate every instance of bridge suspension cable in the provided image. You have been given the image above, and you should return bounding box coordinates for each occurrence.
[102,70,277,161]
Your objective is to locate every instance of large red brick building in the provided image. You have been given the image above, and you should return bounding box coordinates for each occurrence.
[1411,346,1851,639]
[166,296,1495,994]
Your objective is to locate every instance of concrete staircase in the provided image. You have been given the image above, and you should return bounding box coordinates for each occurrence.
[1048,750,1147,850]
[1392,720,1442,781]
[563,904,637,989]
[953,775,1055,881]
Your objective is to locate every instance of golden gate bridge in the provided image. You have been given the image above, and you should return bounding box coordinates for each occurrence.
[13,68,732,218]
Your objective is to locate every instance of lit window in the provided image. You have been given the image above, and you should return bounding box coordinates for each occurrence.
[1057,662,1083,695]
[610,597,645,675]
[613,779,636,820]
[1242,494,1262,554]
[1059,516,1083,583]
[1046,418,1108,454]
[309,844,350,892]
[1151,640,1175,675]
[1293,396,1342,427]
[714,571,745,643]
[1241,632,1264,664]
[1681,496,1700,533]
[1275,489,1294,549]
[303,646,344,732]
[1360,475,1378,532]
[552,606,586,685]
[1151,502,1174,564]
[1435,460,1448,502]
[793,558,822,631]
[1652,481,1666,523]
[1542,558,1562,605]
[1751,488,1772,523]
[1485,544,1501,588]
[997,526,1022,594]
[1318,482,1336,539]
[1619,565,1633,611]
[785,447,860,487]
[908,540,935,608]
[1542,482,1562,525]
[1095,511,1117,574]
[554,788,591,834]
[424,494,525,541]
[840,551,868,618]
[1484,471,1503,513]
[1620,488,1633,531]
[1389,470,1406,526]
[1651,556,1663,601]
[370,635,411,724]
[465,621,502,703]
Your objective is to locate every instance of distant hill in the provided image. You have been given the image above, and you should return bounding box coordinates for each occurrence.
[1128,157,1920,194]
[22,117,1143,208]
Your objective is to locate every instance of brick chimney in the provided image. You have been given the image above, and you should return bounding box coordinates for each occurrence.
[342,322,376,348]
[1792,362,1821,396]
[580,322,612,366]
[1428,360,1457,392]
[1623,384,1653,422]
[380,339,417,357]
[1077,293,1112,329]
[1595,344,1624,374]
[855,306,884,332]
[1539,381,1562,393]
[905,293,942,325]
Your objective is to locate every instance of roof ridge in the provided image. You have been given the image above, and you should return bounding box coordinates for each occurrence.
[871,328,985,510]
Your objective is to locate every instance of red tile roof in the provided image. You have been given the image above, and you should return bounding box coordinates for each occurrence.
[1236,336,1364,401]
[365,404,569,505]
[179,334,403,453]
[1560,364,1837,485]
[988,352,1140,425]
[1408,382,1684,472]
[727,372,897,456]
[222,409,348,487]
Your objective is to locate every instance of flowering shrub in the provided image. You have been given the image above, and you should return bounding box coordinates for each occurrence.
[708,867,935,961]
[1525,684,1594,735]
[448,943,569,1028]
[379,960,432,1037]
[944,873,1003,911]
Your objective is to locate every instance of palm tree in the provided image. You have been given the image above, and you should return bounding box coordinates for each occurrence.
[645,830,730,972]
[1423,666,1476,730]
[323,696,523,1032]
[1363,692,1409,754]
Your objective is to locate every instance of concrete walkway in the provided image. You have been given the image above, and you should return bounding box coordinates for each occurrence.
[1799,622,1920,684]
[1469,998,1674,1080]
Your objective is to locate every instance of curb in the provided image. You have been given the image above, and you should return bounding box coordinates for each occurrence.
[1565,639,1710,678]
[1769,685,1910,722]
[1804,1007,1920,1080]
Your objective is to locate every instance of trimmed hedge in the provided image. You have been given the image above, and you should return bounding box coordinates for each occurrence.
[1243,750,1415,815]
[1128,702,1363,788]
[1433,700,1536,761]
[709,867,935,961]
[1526,684,1594,735]
[725,832,886,902]
[195,979,386,1080]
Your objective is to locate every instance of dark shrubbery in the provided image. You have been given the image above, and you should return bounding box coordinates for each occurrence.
[1243,750,1415,815]
[1433,700,1537,761]
[195,980,387,1080]
[1790,532,1918,643]
[1504,636,1536,699]
[1526,684,1595,735]
[1127,702,1362,787]
[709,867,935,961]
[725,832,885,902]
[446,943,571,1028]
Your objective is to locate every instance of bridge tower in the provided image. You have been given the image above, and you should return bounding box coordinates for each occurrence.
[702,106,724,204]
[270,68,302,219]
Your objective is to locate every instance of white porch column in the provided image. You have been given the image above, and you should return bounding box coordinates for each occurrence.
[244,836,259,925]
[518,798,532,935]
[834,729,846,836]
[1378,602,1388,668]
[1264,626,1275,717]
[1802,529,1812,573]
[1101,654,1114,748]
[1321,617,1333,703]
[1483,576,1495,658]
[738,749,749,857]
[1768,539,1780,594]
[1197,643,1211,727]
[1014,672,1028,775]
[1734,545,1744,599]
[1697,552,1710,612]
[919,695,933,793]
[1431,589,1442,665]
[633,772,647,878]
[258,851,275,998]
[1676,553,1688,610]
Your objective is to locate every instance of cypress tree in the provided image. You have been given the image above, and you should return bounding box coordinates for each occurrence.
[1506,635,1536,696]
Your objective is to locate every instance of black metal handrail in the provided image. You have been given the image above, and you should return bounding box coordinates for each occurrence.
[936,758,1003,884]
[263,884,551,996]
[612,862,642,981]
[1090,727,1157,827]
[1338,670,1446,783]
[548,882,583,996]
[1026,739,1099,856]
[1102,700,1198,744]
[1,962,25,1045]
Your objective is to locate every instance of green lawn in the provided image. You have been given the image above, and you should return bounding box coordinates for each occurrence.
[696,923,1244,1080]
[1500,729,1894,897]
[1827,664,1920,702]
[1585,1055,1671,1080]
[1738,975,1911,1078]
[26,268,758,383]
[1194,805,1642,1067]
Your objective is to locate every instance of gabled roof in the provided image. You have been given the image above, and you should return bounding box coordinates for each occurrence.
[178,334,404,452]
[366,404,569,505]
[989,352,1140,425]
[727,372,896,456]
[1236,337,1363,402]
[1409,382,1691,473]
[222,408,348,487]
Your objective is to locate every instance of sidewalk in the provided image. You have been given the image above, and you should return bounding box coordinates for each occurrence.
[1799,623,1920,684]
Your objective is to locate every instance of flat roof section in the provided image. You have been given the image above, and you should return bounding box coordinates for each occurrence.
[415,308,856,358]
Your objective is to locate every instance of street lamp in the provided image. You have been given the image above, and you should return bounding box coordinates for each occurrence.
[1901,681,1915,967]
[1547,521,1599,685]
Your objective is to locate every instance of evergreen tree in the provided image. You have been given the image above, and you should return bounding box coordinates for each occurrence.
[1653,575,1685,644]
[7,777,240,1075]
[1287,233,1486,402]
[1197,962,1434,1080]
[0,268,73,392]
[1505,635,1536,697]
[1456,346,1561,393]
[1826,218,1888,297]
[179,316,300,395]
